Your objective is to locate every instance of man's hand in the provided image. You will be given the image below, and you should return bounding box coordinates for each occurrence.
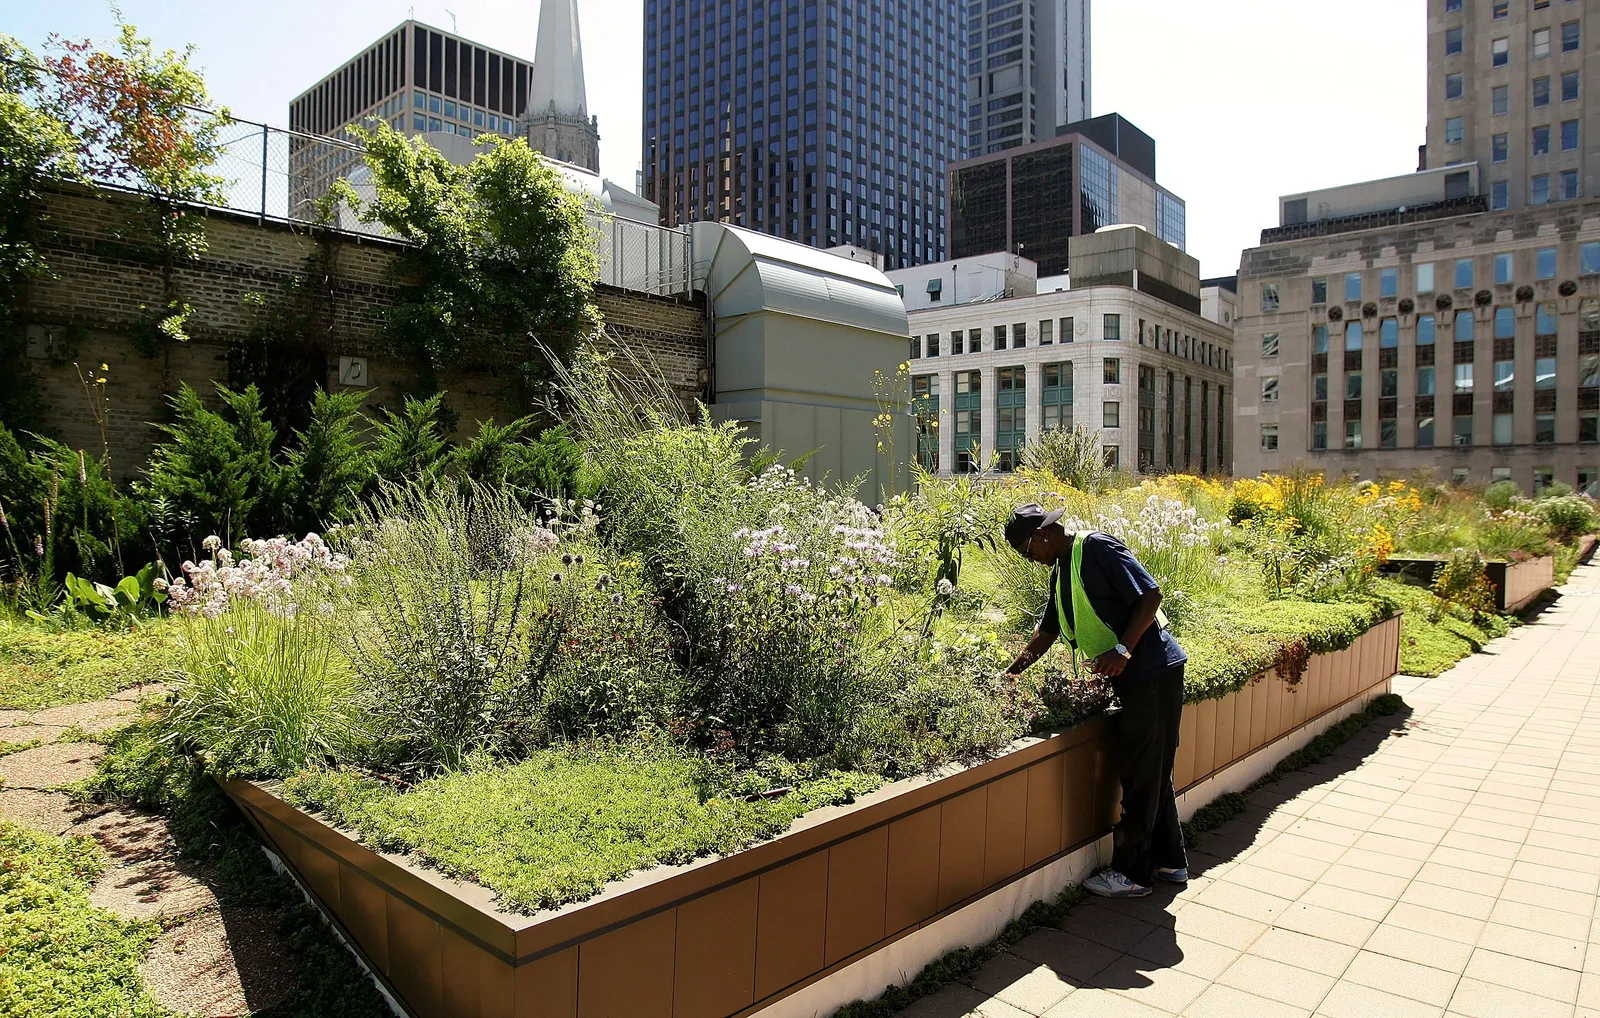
[1092,650,1129,677]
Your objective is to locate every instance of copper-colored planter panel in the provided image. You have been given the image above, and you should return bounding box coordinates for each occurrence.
[1191,697,1218,784]
[1022,757,1064,867]
[936,787,988,910]
[1173,706,1197,791]
[885,807,942,934]
[982,770,1028,888]
[578,909,676,1018]
[442,925,483,1018]
[753,853,828,1001]
[1264,671,1284,743]
[824,827,889,966]
[674,879,759,1018]
[1250,676,1270,749]
[1062,740,1102,848]
[1211,688,1237,775]
[387,900,443,1018]
[337,862,389,974]
[480,955,514,1018]
[1231,680,1255,762]
[514,948,576,1018]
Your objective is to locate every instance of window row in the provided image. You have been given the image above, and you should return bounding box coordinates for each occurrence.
[908,316,1231,368]
[1269,244,1600,312]
[1481,120,1580,158]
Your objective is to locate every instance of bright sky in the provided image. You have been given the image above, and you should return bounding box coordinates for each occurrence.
[7,0,1425,278]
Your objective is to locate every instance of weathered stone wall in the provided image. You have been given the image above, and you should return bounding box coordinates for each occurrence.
[14,183,707,475]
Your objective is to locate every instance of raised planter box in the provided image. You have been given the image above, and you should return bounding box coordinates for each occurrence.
[1381,553,1556,613]
[1578,534,1598,563]
[221,616,1401,1018]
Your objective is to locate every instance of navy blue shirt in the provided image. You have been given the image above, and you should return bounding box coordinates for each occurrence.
[1038,532,1187,680]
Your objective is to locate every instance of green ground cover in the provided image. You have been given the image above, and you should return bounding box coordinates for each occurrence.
[0,619,175,710]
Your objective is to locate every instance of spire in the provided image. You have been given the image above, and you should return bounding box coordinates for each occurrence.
[530,0,588,118]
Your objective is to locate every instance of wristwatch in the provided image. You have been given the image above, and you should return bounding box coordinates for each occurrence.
[1114,643,1130,659]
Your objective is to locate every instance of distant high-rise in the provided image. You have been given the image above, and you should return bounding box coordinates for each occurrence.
[640,0,965,270]
[289,10,599,214]
[963,0,1092,159]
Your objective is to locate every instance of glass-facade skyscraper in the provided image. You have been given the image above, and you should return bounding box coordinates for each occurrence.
[641,0,964,269]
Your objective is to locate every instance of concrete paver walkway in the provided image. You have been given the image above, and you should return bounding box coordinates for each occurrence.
[900,559,1600,1018]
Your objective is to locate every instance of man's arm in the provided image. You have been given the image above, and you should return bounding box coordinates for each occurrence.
[1006,627,1059,676]
[1092,588,1163,677]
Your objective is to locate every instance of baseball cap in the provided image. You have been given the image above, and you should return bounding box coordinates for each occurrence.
[1004,503,1066,555]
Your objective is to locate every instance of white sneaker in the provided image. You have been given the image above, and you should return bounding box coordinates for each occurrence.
[1083,868,1152,898]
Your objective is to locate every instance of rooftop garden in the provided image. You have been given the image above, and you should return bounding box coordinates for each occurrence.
[4,355,1592,918]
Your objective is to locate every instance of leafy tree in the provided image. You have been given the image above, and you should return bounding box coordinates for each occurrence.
[279,387,370,534]
[346,123,601,388]
[1021,424,1112,493]
[145,383,278,553]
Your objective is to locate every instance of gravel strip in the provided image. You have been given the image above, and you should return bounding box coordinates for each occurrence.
[142,908,294,1017]
[0,741,104,788]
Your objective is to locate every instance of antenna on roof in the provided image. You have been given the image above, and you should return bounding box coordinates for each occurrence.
[446,8,458,32]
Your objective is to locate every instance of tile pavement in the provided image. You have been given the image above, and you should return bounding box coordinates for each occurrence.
[895,558,1600,1018]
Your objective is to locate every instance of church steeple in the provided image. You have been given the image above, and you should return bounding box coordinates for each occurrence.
[523,0,600,172]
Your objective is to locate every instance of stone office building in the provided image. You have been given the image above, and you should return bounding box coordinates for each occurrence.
[889,226,1234,476]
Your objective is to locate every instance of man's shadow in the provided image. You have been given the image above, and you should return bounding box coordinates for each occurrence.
[1001,701,1416,997]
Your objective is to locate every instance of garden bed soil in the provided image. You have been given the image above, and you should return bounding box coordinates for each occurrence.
[220,616,1400,1018]
[1380,553,1556,613]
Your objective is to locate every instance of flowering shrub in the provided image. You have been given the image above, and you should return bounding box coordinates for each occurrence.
[160,533,348,617]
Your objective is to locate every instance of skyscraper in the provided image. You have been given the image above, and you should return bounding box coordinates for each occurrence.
[640,0,965,269]
[963,0,1092,159]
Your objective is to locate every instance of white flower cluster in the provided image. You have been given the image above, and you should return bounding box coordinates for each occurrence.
[506,526,561,558]
[1061,495,1228,556]
[160,533,349,618]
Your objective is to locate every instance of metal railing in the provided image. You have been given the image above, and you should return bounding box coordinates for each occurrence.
[19,57,692,297]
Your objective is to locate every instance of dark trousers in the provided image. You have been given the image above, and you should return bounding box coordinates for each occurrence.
[1109,664,1188,886]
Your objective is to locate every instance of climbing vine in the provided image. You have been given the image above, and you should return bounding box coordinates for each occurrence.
[344,121,602,395]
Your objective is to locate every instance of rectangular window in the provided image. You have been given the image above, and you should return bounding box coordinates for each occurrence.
[1103,358,1121,384]
[1492,133,1509,162]
[1493,0,1508,17]
[1346,420,1364,449]
[1455,416,1473,447]
[1533,29,1551,59]
[1495,359,1516,391]
[1060,318,1074,343]
[1418,366,1436,396]
[1039,320,1053,345]
[1103,314,1121,341]
[1314,374,1328,400]
[1313,422,1328,450]
[1446,117,1464,143]
[1492,181,1510,209]
[1446,72,1464,99]
[1456,310,1476,341]
[1493,85,1510,115]
[1380,418,1398,449]
[1496,252,1514,284]
[1584,242,1600,275]
[1346,321,1364,351]
[1381,318,1399,347]
[1311,277,1327,304]
[1533,174,1552,204]
[1533,125,1551,155]
[1535,76,1551,107]
[1455,258,1474,289]
[1313,326,1329,354]
[1562,170,1580,200]
[1261,333,1280,357]
[1564,71,1580,102]
[1380,268,1398,297]
[1382,368,1399,398]
[1537,414,1557,444]
[1103,401,1120,428]
[1446,27,1463,54]
[1583,354,1600,387]
[1583,415,1600,443]
[1563,120,1580,151]
[1104,446,1120,469]
[1538,247,1557,279]
[994,325,1007,351]
[951,331,965,355]
[1494,412,1514,445]
[1456,363,1475,393]
[1345,272,1363,302]
[1418,416,1436,448]
[1564,21,1580,52]
[1262,376,1280,403]
[1346,372,1363,400]
[1537,356,1557,389]
[1417,263,1435,293]
[1260,424,1279,452]
[1261,283,1280,311]
[1418,315,1436,345]
[1496,306,1515,339]
[926,332,941,357]
[1446,0,1462,8]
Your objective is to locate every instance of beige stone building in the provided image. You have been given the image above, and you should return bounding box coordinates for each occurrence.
[1235,0,1600,494]
[889,227,1233,476]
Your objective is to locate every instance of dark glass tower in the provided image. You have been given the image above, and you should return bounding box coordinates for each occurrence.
[641,0,964,269]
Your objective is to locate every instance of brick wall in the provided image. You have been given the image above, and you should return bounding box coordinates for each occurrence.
[14,184,706,475]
